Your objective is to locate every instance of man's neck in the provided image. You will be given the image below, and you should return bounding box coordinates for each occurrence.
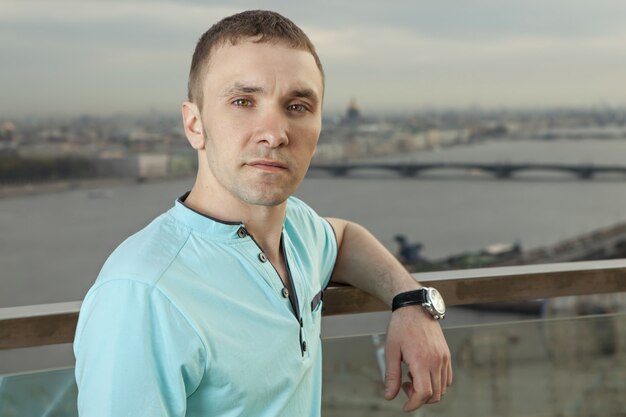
[184,183,286,258]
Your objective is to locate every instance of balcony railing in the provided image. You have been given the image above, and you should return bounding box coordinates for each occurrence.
[2,259,626,416]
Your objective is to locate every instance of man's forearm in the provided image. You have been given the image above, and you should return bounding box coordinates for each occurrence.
[326,218,421,303]
[326,217,453,412]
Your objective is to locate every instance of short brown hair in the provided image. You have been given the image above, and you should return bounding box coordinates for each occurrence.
[187,10,324,109]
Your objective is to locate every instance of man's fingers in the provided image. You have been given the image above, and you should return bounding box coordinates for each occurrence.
[384,343,402,400]
[441,364,447,396]
[402,364,432,412]
[427,368,443,404]
[401,381,414,397]
[443,352,453,394]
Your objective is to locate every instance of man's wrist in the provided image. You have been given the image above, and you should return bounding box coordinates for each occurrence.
[391,287,446,320]
[389,278,423,304]
[392,289,427,311]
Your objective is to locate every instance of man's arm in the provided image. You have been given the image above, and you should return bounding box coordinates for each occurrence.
[74,280,205,416]
[325,218,453,412]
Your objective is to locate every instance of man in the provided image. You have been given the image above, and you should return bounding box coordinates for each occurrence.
[74,10,451,416]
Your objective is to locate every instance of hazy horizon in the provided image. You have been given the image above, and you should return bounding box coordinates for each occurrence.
[2,0,626,117]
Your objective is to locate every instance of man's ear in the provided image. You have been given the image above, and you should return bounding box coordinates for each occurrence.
[182,101,205,150]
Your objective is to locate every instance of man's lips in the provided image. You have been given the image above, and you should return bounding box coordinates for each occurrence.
[247,160,288,172]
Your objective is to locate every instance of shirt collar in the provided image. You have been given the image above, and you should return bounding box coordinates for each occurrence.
[168,192,245,239]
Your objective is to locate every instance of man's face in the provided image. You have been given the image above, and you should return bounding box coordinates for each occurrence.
[197,40,323,207]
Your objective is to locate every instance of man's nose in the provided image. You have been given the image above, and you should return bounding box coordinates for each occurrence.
[254,106,289,148]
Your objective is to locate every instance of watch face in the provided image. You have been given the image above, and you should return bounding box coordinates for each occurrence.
[428,288,446,314]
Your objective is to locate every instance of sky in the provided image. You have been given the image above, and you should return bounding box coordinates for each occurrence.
[1,0,626,117]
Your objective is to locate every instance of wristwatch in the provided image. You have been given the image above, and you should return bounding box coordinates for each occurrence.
[392,287,446,320]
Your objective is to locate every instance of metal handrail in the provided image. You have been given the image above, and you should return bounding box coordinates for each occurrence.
[2,259,626,350]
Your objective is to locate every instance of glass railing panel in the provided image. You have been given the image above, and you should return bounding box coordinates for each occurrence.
[0,367,77,417]
[0,344,76,376]
[2,313,625,416]
[322,312,626,416]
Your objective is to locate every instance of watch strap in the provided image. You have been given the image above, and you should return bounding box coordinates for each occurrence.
[392,288,428,312]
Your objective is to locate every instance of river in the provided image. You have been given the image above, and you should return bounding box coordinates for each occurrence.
[2,138,626,309]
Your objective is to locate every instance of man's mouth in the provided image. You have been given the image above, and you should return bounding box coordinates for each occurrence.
[247,159,289,172]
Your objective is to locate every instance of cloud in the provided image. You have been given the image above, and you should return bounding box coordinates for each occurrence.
[1,0,626,115]
[0,1,235,24]
[310,23,626,111]
[0,1,241,115]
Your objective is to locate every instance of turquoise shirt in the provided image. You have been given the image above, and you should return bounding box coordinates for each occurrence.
[74,195,337,416]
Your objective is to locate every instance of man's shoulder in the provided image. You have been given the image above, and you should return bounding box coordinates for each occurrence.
[95,210,191,288]
[285,196,335,242]
[286,195,319,220]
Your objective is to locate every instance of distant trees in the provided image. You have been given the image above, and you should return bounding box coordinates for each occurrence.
[0,156,96,183]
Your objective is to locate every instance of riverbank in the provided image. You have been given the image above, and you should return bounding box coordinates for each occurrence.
[0,176,192,199]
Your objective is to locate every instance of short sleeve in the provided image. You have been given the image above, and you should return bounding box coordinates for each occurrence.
[73,279,206,417]
[285,197,338,289]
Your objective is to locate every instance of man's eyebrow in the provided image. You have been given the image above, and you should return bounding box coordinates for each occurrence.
[221,83,264,97]
[291,88,320,104]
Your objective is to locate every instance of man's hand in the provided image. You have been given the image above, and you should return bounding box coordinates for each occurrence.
[324,218,453,411]
[384,305,452,412]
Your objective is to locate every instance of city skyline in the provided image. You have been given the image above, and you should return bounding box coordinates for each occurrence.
[2,0,626,117]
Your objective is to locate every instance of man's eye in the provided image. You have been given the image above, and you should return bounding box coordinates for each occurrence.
[232,99,253,107]
[287,104,307,112]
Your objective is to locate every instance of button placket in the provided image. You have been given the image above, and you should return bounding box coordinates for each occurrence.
[244,234,292,306]
[243,229,306,357]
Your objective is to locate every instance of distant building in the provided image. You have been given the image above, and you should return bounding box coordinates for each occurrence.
[0,121,18,155]
[342,98,361,125]
[0,121,15,143]
[95,153,170,180]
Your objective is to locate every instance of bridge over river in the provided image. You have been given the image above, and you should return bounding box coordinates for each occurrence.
[308,162,626,179]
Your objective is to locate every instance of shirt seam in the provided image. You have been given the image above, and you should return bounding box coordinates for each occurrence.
[152,286,209,399]
[149,228,209,397]
[82,276,209,399]
[82,227,209,398]
[321,217,339,290]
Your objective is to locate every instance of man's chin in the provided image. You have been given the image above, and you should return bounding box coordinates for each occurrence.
[239,191,290,207]
[233,178,300,207]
